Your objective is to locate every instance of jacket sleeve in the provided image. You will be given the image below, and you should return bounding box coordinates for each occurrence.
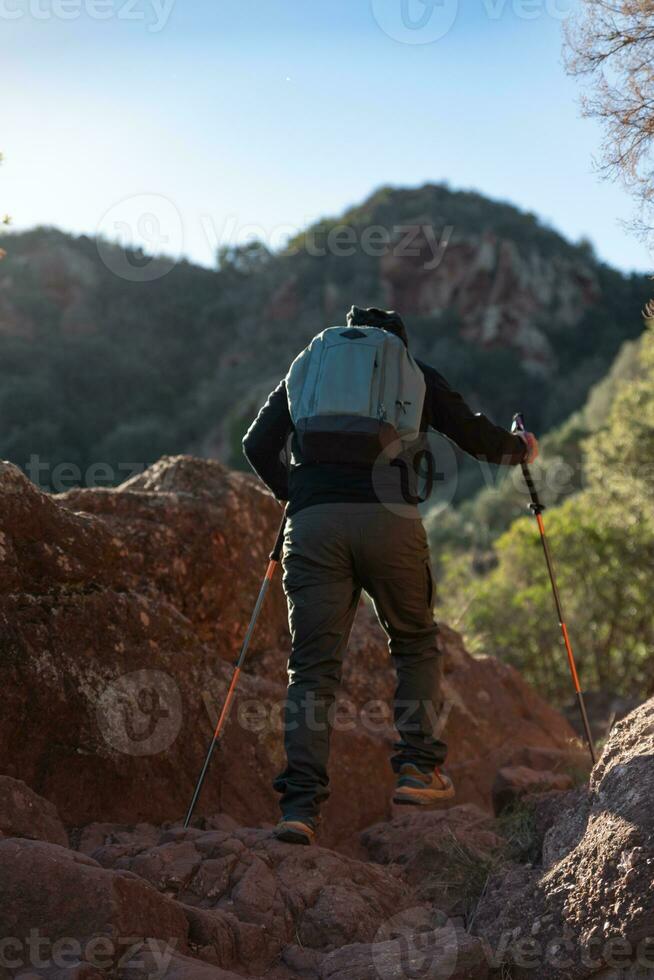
[242,380,292,499]
[416,359,527,465]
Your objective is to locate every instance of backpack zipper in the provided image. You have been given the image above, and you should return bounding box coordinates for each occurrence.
[308,337,327,418]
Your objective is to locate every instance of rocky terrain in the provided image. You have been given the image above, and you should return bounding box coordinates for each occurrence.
[0,455,582,842]
[1,454,651,979]
[475,699,654,979]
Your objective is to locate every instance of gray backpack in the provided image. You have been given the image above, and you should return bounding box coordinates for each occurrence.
[286,325,426,464]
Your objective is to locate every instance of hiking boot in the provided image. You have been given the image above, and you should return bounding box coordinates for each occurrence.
[273,818,316,846]
[392,764,455,806]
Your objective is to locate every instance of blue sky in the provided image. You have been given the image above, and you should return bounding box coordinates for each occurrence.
[2,0,651,273]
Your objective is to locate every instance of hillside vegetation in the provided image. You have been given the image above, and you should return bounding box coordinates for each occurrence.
[438,323,654,705]
[427,330,645,559]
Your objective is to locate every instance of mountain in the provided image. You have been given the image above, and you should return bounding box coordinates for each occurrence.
[0,184,650,494]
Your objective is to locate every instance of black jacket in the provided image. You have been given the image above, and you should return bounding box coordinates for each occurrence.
[242,359,526,513]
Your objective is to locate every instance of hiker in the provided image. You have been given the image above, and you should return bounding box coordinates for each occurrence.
[242,306,538,845]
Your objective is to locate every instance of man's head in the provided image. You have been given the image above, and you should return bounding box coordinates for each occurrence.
[346,306,408,348]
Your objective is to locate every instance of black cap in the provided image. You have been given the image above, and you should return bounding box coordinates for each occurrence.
[346,306,408,347]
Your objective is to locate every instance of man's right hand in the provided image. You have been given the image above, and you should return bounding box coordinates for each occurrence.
[519,431,539,463]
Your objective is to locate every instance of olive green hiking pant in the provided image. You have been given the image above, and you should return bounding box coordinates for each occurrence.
[273,502,446,823]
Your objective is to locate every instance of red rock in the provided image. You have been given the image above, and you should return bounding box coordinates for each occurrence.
[0,775,68,846]
[380,227,599,373]
[181,905,240,970]
[0,456,579,850]
[76,821,161,857]
[491,766,574,816]
[281,942,325,976]
[0,838,189,963]
[435,627,580,814]
[0,458,286,833]
[119,942,249,980]
[320,915,489,979]
[81,822,410,975]
[362,805,504,913]
[61,454,289,654]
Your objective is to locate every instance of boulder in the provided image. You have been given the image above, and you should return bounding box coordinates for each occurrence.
[474,698,654,979]
[362,805,504,914]
[432,626,581,813]
[0,457,287,834]
[119,943,250,980]
[61,454,289,655]
[0,775,68,846]
[320,913,489,980]
[491,766,574,816]
[495,744,590,777]
[0,838,189,969]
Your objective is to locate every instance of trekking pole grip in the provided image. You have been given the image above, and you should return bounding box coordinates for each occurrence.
[511,412,545,515]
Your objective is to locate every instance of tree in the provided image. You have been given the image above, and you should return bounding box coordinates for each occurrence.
[584,321,654,517]
[216,240,271,275]
[464,495,654,702]
[563,0,654,243]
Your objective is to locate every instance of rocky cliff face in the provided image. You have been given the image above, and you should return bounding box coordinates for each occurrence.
[1,454,648,979]
[265,229,600,376]
[474,698,654,979]
[379,229,599,373]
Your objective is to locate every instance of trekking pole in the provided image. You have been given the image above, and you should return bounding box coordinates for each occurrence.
[511,413,597,765]
[183,508,287,828]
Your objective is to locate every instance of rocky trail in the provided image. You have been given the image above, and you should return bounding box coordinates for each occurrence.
[0,456,651,979]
